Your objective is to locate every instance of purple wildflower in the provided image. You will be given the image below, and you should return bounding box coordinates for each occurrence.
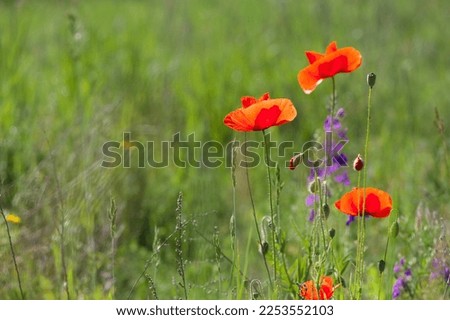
[393,258,405,273]
[336,108,345,118]
[324,116,342,131]
[404,268,412,278]
[345,216,355,226]
[305,194,319,206]
[334,171,350,186]
[392,257,412,299]
[305,108,350,222]
[430,256,450,285]
[392,278,404,299]
[308,209,316,222]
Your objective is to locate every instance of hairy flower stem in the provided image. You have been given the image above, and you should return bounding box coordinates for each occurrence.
[244,133,273,290]
[229,142,238,285]
[1,205,25,299]
[355,79,374,299]
[108,197,117,299]
[331,76,336,124]
[263,130,278,288]
[175,192,188,300]
[323,77,336,188]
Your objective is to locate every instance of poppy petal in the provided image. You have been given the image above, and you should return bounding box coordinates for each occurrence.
[224,96,296,132]
[334,187,392,218]
[340,47,362,72]
[298,41,362,94]
[317,54,349,78]
[366,187,392,218]
[253,105,282,130]
[300,280,319,300]
[300,276,334,300]
[305,51,324,64]
[319,276,334,300]
[298,66,323,94]
[326,41,338,54]
[365,192,381,215]
[223,109,254,131]
[241,96,257,108]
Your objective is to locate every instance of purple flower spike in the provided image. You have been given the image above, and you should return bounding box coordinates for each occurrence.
[345,215,355,226]
[334,171,350,186]
[336,108,345,118]
[392,257,412,299]
[305,194,319,206]
[324,116,342,131]
[302,107,351,223]
[429,256,450,285]
[337,129,348,140]
[392,278,404,299]
[308,209,316,222]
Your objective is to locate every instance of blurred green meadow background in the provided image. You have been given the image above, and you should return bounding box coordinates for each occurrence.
[0,0,448,299]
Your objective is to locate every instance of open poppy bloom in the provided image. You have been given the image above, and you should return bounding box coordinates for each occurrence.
[334,187,393,218]
[298,41,362,94]
[299,276,335,300]
[223,93,297,132]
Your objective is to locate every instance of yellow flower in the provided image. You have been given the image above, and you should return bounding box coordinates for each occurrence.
[5,213,21,224]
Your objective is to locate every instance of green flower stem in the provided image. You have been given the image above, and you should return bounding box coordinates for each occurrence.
[355,79,374,299]
[262,129,277,286]
[1,206,25,299]
[229,140,238,285]
[244,133,273,290]
[331,76,336,122]
[323,76,336,187]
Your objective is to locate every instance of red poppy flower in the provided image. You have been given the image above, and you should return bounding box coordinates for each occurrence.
[298,41,362,94]
[299,276,335,300]
[223,93,297,132]
[334,187,393,218]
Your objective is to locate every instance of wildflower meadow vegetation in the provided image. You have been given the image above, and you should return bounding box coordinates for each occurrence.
[0,0,448,300]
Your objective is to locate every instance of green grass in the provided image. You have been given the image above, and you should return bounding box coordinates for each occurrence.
[0,0,448,299]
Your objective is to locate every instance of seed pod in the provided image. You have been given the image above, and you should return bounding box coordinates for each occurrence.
[322,203,330,219]
[329,228,336,239]
[367,72,376,88]
[379,259,386,273]
[390,220,399,238]
[289,152,303,170]
[353,154,364,171]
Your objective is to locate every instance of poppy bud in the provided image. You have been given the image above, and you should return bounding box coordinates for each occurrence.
[378,259,386,273]
[322,203,330,219]
[289,152,303,170]
[367,73,376,88]
[390,220,399,238]
[353,154,364,171]
[329,228,336,239]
